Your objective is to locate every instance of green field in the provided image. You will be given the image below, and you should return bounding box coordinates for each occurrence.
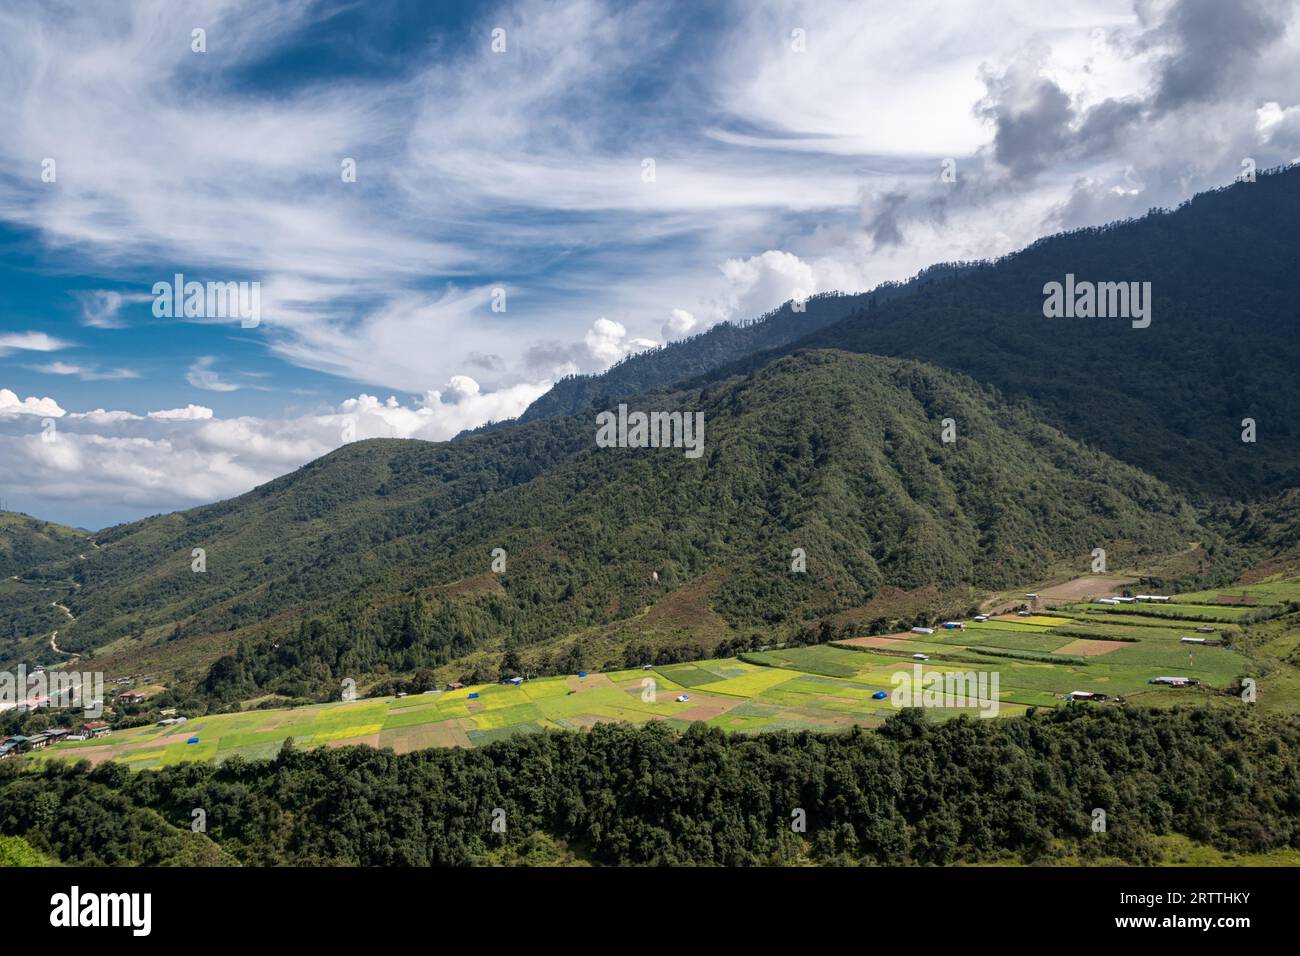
[35,581,1284,770]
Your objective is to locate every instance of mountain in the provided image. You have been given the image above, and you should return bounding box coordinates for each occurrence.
[0,512,86,579]
[514,166,1300,500]
[0,513,88,662]
[5,351,1206,700]
[500,264,970,427]
[10,170,1299,699]
[768,167,1300,500]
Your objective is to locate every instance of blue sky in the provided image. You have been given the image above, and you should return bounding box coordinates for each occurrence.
[2,0,1298,529]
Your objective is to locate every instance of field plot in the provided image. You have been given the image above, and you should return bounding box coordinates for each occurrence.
[36,577,1290,769]
[1170,581,1300,606]
[1063,602,1260,622]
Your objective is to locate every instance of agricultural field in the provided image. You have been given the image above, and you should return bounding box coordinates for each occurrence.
[35,579,1291,770]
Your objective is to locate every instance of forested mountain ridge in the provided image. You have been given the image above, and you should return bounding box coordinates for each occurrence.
[509,166,1300,500]
[496,263,971,428]
[772,166,1300,500]
[5,351,1206,699]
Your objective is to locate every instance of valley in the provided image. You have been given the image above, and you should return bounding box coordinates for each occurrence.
[31,573,1299,769]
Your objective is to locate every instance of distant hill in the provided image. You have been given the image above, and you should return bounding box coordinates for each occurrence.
[0,512,86,579]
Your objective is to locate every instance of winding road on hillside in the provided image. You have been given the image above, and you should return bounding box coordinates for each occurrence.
[48,600,80,663]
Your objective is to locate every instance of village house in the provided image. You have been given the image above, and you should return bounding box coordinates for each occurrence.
[84,721,111,737]
[118,690,147,705]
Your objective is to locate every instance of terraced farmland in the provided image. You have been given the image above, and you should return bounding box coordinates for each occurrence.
[35,578,1291,770]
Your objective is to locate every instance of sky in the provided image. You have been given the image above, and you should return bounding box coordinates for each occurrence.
[1,0,1299,529]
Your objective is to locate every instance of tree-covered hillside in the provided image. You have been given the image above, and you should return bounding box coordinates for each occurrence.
[784,166,1300,499]
[0,512,86,579]
[10,351,1207,698]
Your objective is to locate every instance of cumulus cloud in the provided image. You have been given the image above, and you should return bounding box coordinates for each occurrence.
[662,308,697,342]
[522,317,662,380]
[147,405,214,422]
[584,319,659,367]
[716,251,818,322]
[0,379,550,526]
[0,388,64,417]
[1147,0,1287,114]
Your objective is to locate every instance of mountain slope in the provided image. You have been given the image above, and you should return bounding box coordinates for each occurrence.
[14,351,1206,698]
[0,511,87,579]
[782,167,1300,499]
[512,167,1300,500]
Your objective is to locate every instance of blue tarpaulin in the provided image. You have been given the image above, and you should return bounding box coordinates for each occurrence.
[187,737,200,744]
[872,691,888,699]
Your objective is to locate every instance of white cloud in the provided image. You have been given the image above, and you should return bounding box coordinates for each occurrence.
[75,290,152,329]
[662,308,697,342]
[583,318,659,367]
[0,332,71,355]
[147,405,214,422]
[0,388,64,417]
[715,250,819,323]
[28,361,137,381]
[0,378,550,525]
[186,356,240,392]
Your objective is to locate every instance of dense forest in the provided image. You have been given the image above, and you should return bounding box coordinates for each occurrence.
[2,706,1296,866]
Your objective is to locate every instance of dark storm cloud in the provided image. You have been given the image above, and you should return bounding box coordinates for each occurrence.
[978,75,1074,176]
[1151,0,1287,113]
[977,0,1290,180]
[863,191,910,247]
[465,351,504,372]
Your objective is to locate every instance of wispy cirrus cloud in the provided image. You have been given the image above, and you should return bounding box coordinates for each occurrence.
[3,0,1300,528]
[0,332,73,355]
[27,361,138,381]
